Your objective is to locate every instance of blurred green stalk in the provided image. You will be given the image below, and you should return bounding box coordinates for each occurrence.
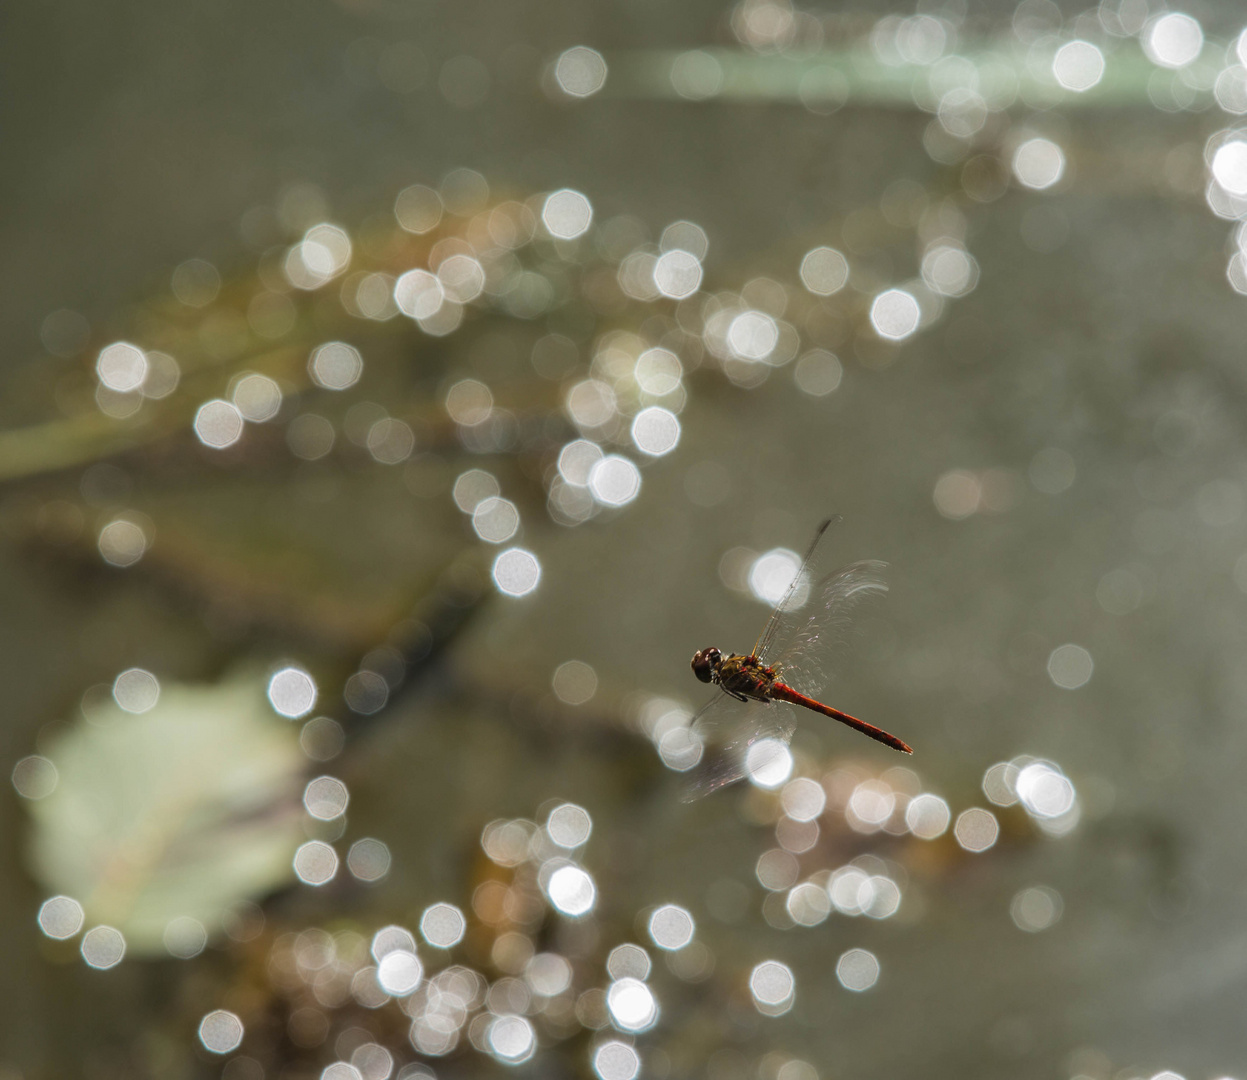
[607,41,1225,109]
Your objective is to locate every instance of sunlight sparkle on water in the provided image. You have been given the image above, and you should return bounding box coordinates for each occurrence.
[164,916,207,959]
[371,925,417,960]
[303,776,349,820]
[652,250,703,299]
[648,904,695,950]
[904,793,951,838]
[631,407,680,456]
[1010,885,1063,932]
[394,270,445,320]
[954,808,999,852]
[395,184,443,234]
[747,547,801,606]
[546,865,596,916]
[526,952,573,996]
[588,456,641,506]
[12,755,57,800]
[81,926,126,969]
[293,841,339,885]
[1052,41,1105,92]
[421,903,467,948]
[308,342,364,390]
[377,950,423,995]
[799,247,849,296]
[97,517,148,567]
[745,739,793,789]
[193,400,244,449]
[555,46,607,97]
[38,896,84,939]
[472,497,520,543]
[749,960,794,1015]
[546,802,593,846]
[1016,762,1076,820]
[96,342,147,392]
[869,289,920,340]
[780,777,825,822]
[1047,644,1093,689]
[112,668,159,713]
[231,374,282,422]
[1012,138,1065,190]
[492,548,541,596]
[607,944,651,980]
[635,347,683,395]
[488,1015,536,1064]
[836,948,879,991]
[1144,13,1203,69]
[347,838,391,882]
[552,662,598,705]
[1212,142,1247,197]
[606,977,658,1031]
[593,1041,640,1080]
[542,190,593,239]
[727,310,778,361]
[268,666,317,718]
[199,1010,244,1054]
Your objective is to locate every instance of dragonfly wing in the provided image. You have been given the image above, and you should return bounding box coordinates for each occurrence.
[763,559,888,701]
[682,697,797,802]
[753,517,838,660]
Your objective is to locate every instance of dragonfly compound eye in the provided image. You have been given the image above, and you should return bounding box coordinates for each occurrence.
[691,648,720,683]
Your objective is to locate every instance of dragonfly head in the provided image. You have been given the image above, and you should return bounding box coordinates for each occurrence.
[691,647,721,684]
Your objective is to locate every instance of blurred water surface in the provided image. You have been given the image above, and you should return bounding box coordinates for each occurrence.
[5,1,1247,1078]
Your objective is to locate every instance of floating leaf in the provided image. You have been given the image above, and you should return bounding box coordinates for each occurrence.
[26,673,306,955]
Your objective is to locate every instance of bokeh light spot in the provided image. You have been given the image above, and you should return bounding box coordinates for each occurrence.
[953,808,999,852]
[347,838,391,882]
[588,456,641,507]
[193,400,244,449]
[631,407,681,457]
[1010,886,1063,932]
[745,738,793,789]
[869,289,920,340]
[647,904,695,950]
[606,977,658,1031]
[268,666,317,718]
[1052,40,1105,92]
[98,518,149,567]
[1012,138,1065,190]
[749,960,795,1015]
[96,342,148,392]
[835,948,880,991]
[420,902,467,948]
[593,1040,640,1080]
[198,1010,244,1054]
[293,841,339,885]
[552,662,598,705]
[308,342,364,390]
[799,247,849,296]
[38,895,84,939]
[542,189,593,239]
[13,755,59,800]
[81,926,126,969]
[1047,644,1093,689]
[492,547,542,596]
[303,776,349,820]
[555,46,608,97]
[546,865,596,916]
[112,668,160,713]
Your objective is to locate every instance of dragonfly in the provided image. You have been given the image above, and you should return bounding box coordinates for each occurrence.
[686,518,911,798]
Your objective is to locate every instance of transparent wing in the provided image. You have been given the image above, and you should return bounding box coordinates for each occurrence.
[754,523,888,700]
[680,692,798,802]
[753,517,837,660]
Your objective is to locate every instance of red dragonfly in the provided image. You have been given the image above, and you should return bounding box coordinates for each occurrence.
[687,518,911,797]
